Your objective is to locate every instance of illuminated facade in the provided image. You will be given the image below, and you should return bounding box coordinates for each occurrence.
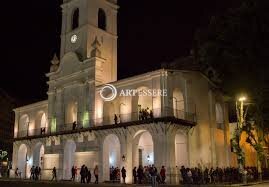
[11,0,231,183]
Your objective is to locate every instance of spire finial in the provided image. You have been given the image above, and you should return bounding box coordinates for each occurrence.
[50,53,60,72]
[51,53,59,65]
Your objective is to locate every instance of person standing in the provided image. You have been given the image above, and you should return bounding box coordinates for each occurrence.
[38,166,41,180]
[85,166,89,183]
[133,167,137,184]
[51,167,57,181]
[160,166,166,184]
[71,166,75,181]
[72,121,77,130]
[80,165,86,183]
[15,168,19,178]
[121,167,126,184]
[74,166,78,181]
[114,114,118,125]
[34,166,39,180]
[137,165,143,184]
[30,166,35,180]
[94,165,99,184]
[87,168,91,183]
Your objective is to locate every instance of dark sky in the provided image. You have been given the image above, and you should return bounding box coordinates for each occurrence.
[0,0,234,105]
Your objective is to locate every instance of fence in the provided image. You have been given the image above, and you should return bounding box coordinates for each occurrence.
[16,107,196,138]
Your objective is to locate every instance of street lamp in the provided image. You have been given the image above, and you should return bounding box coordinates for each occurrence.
[236,96,247,129]
[122,155,126,162]
[235,95,247,184]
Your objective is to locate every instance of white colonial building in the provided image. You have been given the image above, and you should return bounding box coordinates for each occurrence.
[11,0,231,183]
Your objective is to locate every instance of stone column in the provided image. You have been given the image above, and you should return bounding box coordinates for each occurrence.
[98,138,104,182]
[88,81,95,126]
[58,153,64,180]
[14,112,19,138]
[208,90,217,167]
[77,83,85,127]
[160,71,170,116]
[48,90,55,133]
[153,128,176,184]
[55,88,64,131]
[11,143,19,177]
[120,132,133,184]
[153,128,176,168]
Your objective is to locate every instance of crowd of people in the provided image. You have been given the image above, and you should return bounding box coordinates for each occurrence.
[109,166,126,183]
[132,165,166,185]
[13,164,263,185]
[131,165,261,185]
[139,108,154,120]
[69,165,99,184]
[30,166,42,180]
[180,166,259,184]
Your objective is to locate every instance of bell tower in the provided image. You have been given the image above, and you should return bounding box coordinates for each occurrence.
[60,0,118,82]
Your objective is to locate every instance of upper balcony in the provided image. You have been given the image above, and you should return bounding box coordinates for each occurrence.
[14,107,196,140]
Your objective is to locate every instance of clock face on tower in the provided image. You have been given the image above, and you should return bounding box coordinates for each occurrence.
[71,34,78,43]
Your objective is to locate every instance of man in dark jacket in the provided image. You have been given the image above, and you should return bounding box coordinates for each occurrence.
[137,165,143,184]
[80,165,86,183]
[133,167,137,184]
[87,168,91,183]
[121,167,126,184]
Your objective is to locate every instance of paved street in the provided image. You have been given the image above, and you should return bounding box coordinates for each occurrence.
[0,179,268,187]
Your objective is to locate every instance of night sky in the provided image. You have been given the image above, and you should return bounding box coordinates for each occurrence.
[0,0,234,105]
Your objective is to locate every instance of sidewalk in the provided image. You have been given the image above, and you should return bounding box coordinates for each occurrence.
[0,178,269,187]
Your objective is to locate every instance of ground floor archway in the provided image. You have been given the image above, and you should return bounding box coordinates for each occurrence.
[133,130,154,167]
[63,140,76,179]
[33,143,45,168]
[17,144,29,178]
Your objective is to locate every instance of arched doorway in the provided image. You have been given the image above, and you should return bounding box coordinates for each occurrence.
[63,140,76,179]
[133,130,154,167]
[175,132,188,167]
[137,86,152,120]
[103,134,121,181]
[17,144,28,178]
[173,88,184,119]
[19,115,29,137]
[65,101,78,125]
[33,143,45,168]
[35,112,47,135]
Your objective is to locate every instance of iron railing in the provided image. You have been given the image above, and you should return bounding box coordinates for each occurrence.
[15,107,196,138]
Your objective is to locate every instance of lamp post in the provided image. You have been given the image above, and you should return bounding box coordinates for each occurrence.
[236,96,247,184]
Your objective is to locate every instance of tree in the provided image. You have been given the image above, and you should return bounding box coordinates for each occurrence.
[195,0,269,173]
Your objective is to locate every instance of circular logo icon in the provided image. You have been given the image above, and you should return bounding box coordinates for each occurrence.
[100,84,117,101]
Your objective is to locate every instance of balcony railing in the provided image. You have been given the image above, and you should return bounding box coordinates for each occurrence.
[16,127,47,138]
[15,107,196,139]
